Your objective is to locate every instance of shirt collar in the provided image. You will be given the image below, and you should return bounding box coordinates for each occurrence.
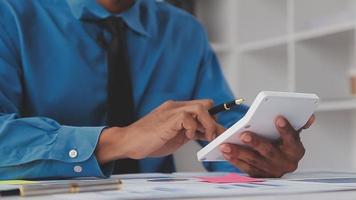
[66,0,150,37]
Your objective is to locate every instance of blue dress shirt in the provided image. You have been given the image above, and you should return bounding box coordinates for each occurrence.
[0,0,248,180]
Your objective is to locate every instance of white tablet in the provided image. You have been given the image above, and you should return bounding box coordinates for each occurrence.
[197,91,319,162]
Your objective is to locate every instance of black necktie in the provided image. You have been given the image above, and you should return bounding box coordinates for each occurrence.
[103,16,139,174]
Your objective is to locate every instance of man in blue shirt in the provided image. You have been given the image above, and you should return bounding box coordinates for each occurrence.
[0,0,314,180]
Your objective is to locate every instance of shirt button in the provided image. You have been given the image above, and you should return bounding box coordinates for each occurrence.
[69,149,78,158]
[74,165,82,173]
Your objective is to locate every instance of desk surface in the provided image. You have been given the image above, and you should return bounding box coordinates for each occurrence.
[4,191,356,200]
[3,171,356,200]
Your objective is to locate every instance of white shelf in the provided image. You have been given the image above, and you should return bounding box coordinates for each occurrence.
[237,44,289,103]
[193,0,356,173]
[213,23,356,54]
[211,43,234,53]
[236,0,287,44]
[294,29,354,100]
[318,99,356,112]
[294,22,355,42]
[294,0,356,32]
[238,36,289,53]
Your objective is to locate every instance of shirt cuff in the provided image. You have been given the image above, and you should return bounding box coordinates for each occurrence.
[51,125,111,178]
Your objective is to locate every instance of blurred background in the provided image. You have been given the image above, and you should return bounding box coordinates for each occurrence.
[168,0,356,173]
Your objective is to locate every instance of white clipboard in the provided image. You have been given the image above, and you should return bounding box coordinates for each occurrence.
[197,91,319,162]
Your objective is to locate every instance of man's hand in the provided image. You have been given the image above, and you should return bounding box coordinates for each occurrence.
[96,99,225,164]
[219,115,315,178]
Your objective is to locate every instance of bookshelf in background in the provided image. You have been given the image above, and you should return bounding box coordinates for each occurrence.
[174,0,356,173]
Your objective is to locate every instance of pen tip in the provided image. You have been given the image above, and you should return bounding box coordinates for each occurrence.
[235,99,245,105]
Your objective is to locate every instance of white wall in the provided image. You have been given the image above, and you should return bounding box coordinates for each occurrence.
[175,0,356,173]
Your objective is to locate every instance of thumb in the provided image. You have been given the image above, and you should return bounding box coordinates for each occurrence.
[194,123,226,141]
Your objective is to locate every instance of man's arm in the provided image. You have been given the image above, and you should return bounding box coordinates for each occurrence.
[0,18,115,179]
[0,18,225,179]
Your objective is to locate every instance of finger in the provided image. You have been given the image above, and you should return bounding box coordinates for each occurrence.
[220,143,283,177]
[239,132,282,162]
[192,131,207,141]
[169,111,197,140]
[165,100,215,120]
[171,99,215,109]
[221,153,268,178]
[275,116,301,146]
[192,123,225,141]
[171,110,215,141]
[275,116,305,160]
[158,99,214,111]
[181,113,198,139]
[196,123,205,133]
[175,104,217,141]
[303,114,315,129]
[186,99,214,109]
[194,124,221,141]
